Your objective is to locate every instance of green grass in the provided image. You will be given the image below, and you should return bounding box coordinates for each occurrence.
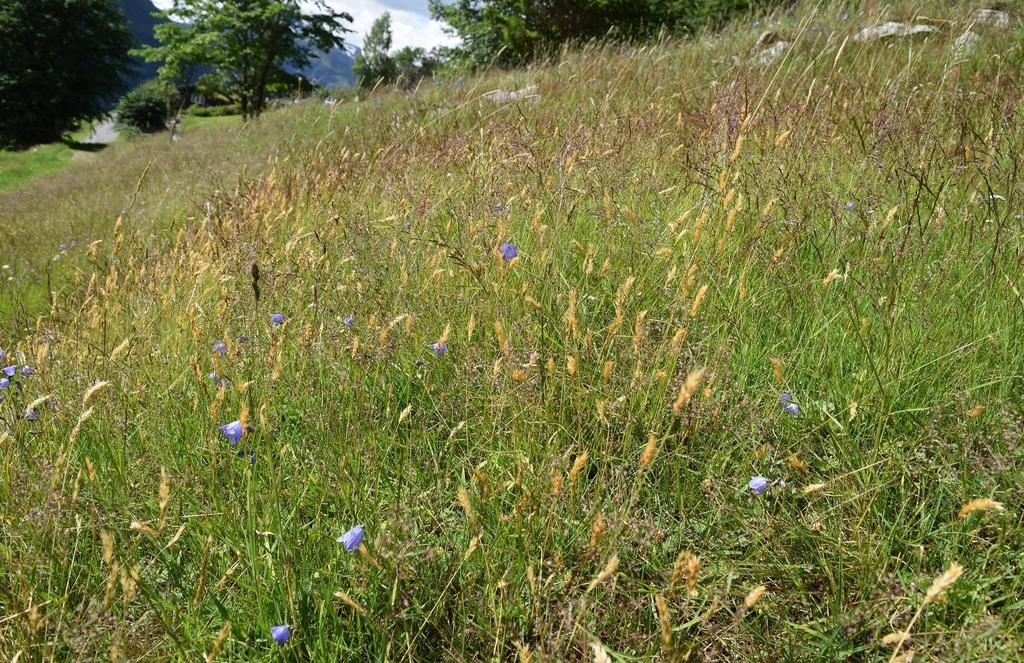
[1,2,1023,661]
[0,141,80,191]
[0,121,110,192]
[179,113,245,132]
[0,115,245,193]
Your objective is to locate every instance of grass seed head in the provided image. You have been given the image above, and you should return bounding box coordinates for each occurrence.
[586,555,620,593]
[204,621,231,663]
[958,499,1004,518]
[591,641,611,663]
[457,485,476,526]
[334,591,367,615]
[689,284,709,317]
[656,593,672,648]
[744,584,767,608]
[590,513,606,546]
[569,451,589,481]
[671,551,700,593]
[924,562,963,604]
[640,432,658,469]
[672,368,705,416]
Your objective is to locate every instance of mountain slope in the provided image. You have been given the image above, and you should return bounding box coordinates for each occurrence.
[118,0,163,89]
[296,45,359,88]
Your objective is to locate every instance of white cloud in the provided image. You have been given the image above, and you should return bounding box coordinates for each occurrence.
[337,1,458,51]
[150,0,459,51]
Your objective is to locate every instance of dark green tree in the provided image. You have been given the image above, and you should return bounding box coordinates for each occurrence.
[138,0,352,118]
[429,0,777,67]
[353,13,397,87]
[0,0,134,147]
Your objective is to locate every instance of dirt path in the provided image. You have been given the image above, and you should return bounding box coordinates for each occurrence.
[82,119,118,144]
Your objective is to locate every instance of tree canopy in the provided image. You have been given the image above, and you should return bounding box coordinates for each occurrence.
[139,0,353,118]
[354,13,438,89]
[353,13,396,87]
[429,0,778,67]
[0,0,134,147]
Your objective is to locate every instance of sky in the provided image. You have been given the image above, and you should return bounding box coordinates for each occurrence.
[150,1,459,52]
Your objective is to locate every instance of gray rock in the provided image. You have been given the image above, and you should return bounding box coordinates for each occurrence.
[853,21,939,43]
[972,8,1010,28]
[482,85,539,103]
[753,30,784,49]
[755,41,790,65]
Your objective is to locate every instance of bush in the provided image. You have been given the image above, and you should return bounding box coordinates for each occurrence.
[116,80,178,133]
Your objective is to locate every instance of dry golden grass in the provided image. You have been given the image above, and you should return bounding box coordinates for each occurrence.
[0,1,1022,660]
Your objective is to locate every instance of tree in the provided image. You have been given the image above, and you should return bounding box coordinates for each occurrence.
[393,48,439,88]
[139,0,352,119]
[353,13,397,87]
[429,0,779,67]
[0,0,134,147]
[353,13,439,89]
[427,0,659,67]
[136,20,209,108]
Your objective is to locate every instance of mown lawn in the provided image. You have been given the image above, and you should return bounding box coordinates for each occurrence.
[0,141,80,192]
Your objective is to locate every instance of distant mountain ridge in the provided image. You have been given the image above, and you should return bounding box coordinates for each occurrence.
[297,46,359,89]
[118,0,163,89]
[117,0,357,90]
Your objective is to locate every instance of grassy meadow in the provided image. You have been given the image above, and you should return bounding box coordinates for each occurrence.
[2,1,1023,660]
[0,123,102,193]
[0,142,81,193]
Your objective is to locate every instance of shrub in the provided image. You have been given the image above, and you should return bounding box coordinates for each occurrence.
[116,80,179,134]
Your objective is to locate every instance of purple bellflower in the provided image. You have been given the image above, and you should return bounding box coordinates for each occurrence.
[219,420,244,445]
[271,625,291,645]
[337,525,365,552]
[780,392,800,416]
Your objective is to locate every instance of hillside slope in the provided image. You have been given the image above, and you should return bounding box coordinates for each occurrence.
[1,2,1023,661]
[119,0,164,90]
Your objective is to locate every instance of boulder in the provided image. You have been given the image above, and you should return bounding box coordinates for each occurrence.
[753,30,784,49]
[755,41,790,65]
[482,85,539,103]
[972,8,1010,28]
[751,30,790,66]
[853,21,939,43]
